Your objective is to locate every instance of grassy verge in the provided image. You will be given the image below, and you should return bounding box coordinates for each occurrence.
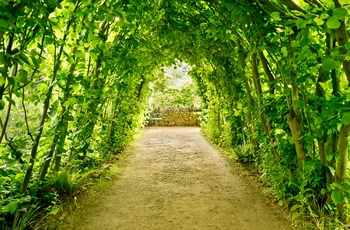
[202,136,307,229]
[34,132,141,230]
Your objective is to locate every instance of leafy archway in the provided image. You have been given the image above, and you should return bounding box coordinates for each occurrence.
[0,0,350,228]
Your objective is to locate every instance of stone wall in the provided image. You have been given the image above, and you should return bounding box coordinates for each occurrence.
[147,106,200,126]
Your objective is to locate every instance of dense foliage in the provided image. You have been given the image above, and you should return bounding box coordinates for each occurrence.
[150,62,199,107]
[0,0,163,228]
[0,0,350,229]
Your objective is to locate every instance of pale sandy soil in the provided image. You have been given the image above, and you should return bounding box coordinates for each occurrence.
[67,127,294,230]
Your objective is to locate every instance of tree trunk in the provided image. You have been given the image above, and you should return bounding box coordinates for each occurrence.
[39,135,59,181]
[335,124,350,218]
[258,51,275,94]
[287,112,307,167]
[251,53,276,152]
[20,4,79,192]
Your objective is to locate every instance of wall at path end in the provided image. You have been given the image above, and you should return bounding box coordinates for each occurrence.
[147,106,200,126]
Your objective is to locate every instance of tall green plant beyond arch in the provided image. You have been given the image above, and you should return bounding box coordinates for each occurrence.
[150,61,200,107]
[0,0,350,228]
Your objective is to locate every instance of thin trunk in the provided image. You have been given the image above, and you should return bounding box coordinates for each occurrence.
[255,52,279,159]
[77,22,111,160]
[39,135,59,181]
[316,63,327,180]
[21,80,55,193]
[217,90,221,132]
[54,134,66,171]
[288,82,307,167]
[107,99,118,145]
[251,53,269,136]
[335,124,350,218]
[237,46,259,153]
[252,53,269,135]
[333,2,350,85]
[336,125,350,184]
[81,55,102,162]
[0,61,18,144]
[243,78,259,153]
[0,85,14,144]
[53,51,77,172]
[287,31,306,167]
[324,135,337,184]
[287,112,307,166]
[20,3,79,193]
[39,55,77,179]
[333,0,350,217]
[0,33,14,100]
[258,51,275,94]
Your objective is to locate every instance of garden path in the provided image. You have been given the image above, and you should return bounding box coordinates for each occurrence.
[70,127,293,230]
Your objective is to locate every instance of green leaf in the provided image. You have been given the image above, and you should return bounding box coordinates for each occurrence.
[45,37,55,45]
[313,17,324,25]
[315,117,323,125]
[326,153,334,162]
[326,17,341,29]
[296,75,309,84]
[290,204,301,211]
[0,99,5,110]
[318,81,329,92]
[63,100,71,107]
[98,41,106,50]
[281,47,288,57]
[331,190,344,205]
[295,100,305,108]
[333,8,348,20]
[345,42,350,50]
[331,183,347,190]
[3,201,18,214]
[0,19,9,29]
[339,0,350,4]
[30,50,40,69]
[5,96,15,106]
[49,207,60,215]
[326,165,335,176]
[16,69,29,84]
[19,52,30,65]
[270,12,280,21]
[292,212,301,220]
[283,87,291,96]
[288,136,294,145]
[75,50,85,59]
[341,112,350,125]
[15,173,24,181]
[295,29,309,47]
[31,56,40,69]
[322,56,339,71]
[295,18,306,29]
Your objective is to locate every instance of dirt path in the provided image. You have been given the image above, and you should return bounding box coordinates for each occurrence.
[72,127,293,230]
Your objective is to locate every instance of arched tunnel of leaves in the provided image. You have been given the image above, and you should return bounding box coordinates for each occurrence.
[0,0,350,228]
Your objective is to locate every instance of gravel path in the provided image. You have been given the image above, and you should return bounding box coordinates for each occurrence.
[73,127,293,230]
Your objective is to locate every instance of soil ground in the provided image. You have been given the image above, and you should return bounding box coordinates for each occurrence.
[66,126,294,230]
